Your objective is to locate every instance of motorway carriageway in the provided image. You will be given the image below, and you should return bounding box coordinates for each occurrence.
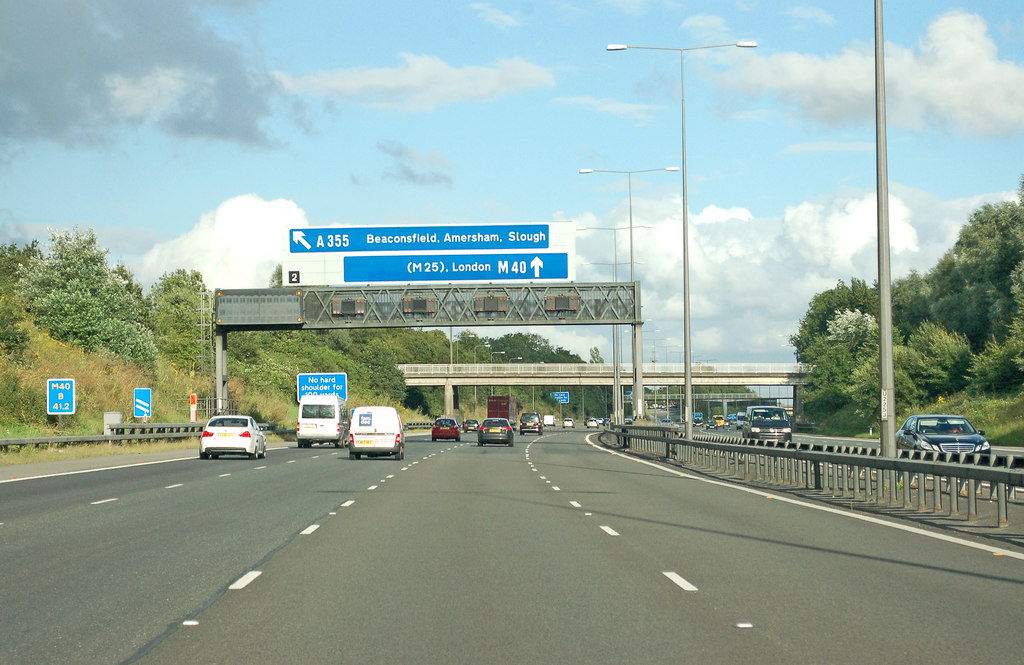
[2,431,1024,664]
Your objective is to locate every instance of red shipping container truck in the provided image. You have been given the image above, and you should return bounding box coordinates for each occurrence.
[487,395,518,421]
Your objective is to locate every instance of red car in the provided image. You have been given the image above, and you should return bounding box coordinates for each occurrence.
[431,417,461,441]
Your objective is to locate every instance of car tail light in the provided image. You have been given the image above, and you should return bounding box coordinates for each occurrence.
[202,430,214,438]
[349,433,355,446]
[395,433,402,446]
[296,422,300,432]
[240,430,251,438]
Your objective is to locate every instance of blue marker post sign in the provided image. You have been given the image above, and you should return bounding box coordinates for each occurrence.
[47,378,76,415]
[296,372,348,402]
[282,222,576,286]
[551,391,570,404]
[134,388,153,419]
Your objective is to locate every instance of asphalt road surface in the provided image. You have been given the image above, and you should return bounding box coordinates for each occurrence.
[3,430,1024,664]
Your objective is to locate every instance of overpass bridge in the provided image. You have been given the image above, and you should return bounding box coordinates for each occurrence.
[398,362,811,415]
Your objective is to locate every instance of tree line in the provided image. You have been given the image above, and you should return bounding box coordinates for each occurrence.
[792,175,1024,428]
[0,229,601,422]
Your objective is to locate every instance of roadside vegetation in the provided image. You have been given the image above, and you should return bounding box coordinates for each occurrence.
[0,230,602,464]
[792,175,1024,445]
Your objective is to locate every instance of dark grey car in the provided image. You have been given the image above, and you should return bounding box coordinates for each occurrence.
[477,418,514,447]
[742,406,792,443]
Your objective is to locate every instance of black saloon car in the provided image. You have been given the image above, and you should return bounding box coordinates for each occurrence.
[896,414,991,455]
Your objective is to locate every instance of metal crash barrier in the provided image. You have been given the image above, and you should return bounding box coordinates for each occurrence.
[604,425,1024,529]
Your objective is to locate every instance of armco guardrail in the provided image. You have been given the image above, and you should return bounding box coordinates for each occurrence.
[605,425,1024,528]
[0,422,288,449]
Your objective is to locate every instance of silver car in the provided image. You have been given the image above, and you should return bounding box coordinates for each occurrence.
[200,415,267,459]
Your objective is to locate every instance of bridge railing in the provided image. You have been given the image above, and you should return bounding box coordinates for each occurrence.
[605,425,1024,529]
[398,362,812,376]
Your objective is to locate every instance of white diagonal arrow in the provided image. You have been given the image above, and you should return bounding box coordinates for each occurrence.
[530,256,543,277]
[292,230,312,250]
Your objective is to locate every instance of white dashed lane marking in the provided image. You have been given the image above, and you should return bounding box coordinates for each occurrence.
[91,498,118,505]
[663,571,699,592]
[300,525,320,535]
[600,526,620,536]
[228,571,261,590]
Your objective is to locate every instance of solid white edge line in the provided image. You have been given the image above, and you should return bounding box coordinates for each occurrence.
[600,525,620,536]
[663,571,699,591]
[300,524,320,535]
[228,571,262,590]
[164,484,183,489]
[583,434,1024,561]
[90,498,118,505]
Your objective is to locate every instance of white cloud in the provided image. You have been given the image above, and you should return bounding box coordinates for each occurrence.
[470,3,522,29]
[785,6,836,27]
[274,54,554,111]
[139,195,309,289]
[570,180,1013,362]
[105,68,191,120]
[724,10,1024,137]
[682,14,730,42]
[551,96,664,121]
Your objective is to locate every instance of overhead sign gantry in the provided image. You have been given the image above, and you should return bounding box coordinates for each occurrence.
[282,222,576,286]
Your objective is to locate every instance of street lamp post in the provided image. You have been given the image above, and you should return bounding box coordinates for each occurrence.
[607,40,756,438]
[579,226,648,425]
[580,166,678,421]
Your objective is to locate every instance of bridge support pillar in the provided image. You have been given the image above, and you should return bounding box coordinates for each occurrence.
[632,323,645,419]
[443,381,455,416]
[215,332,228,414]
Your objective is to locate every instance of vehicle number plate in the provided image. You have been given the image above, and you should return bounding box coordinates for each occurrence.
[217,432,233,437]
[355,439,373,447]
[489,428,501,433]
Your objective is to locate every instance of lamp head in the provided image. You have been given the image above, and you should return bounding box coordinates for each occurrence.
[606,44,628,51]
[579,169,594,174]
[736,41,757,48]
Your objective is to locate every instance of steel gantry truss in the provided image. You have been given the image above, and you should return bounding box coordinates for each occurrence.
[212,282,648,416]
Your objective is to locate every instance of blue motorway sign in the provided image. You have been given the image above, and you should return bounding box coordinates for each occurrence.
[551,391,569,404]
[343,252,569,283]
[134,388,152,418]
[297,372,348,401]
[290,224,552,254]
[47,378,76,415]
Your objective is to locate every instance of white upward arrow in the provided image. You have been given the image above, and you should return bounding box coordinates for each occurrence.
[292,230,312,250]
[530,256,543,277]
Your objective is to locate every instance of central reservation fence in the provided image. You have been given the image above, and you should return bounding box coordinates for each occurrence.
[604,424,1024,529]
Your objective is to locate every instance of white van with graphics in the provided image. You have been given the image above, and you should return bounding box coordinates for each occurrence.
[296,394,348,448]
[348,406,405,460]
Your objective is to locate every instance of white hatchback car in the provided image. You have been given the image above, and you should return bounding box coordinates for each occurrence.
[562,418,575,428]
[200,415,267,460]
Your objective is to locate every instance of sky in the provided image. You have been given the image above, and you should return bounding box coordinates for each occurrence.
[1,1,1023,365]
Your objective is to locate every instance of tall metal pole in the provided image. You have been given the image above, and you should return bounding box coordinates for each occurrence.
[679,49,694,440]
[875,0,897,456]
[606,41,755,437]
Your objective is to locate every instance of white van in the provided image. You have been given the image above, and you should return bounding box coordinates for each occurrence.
[347,406,405,460]
[296,394,348,448]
